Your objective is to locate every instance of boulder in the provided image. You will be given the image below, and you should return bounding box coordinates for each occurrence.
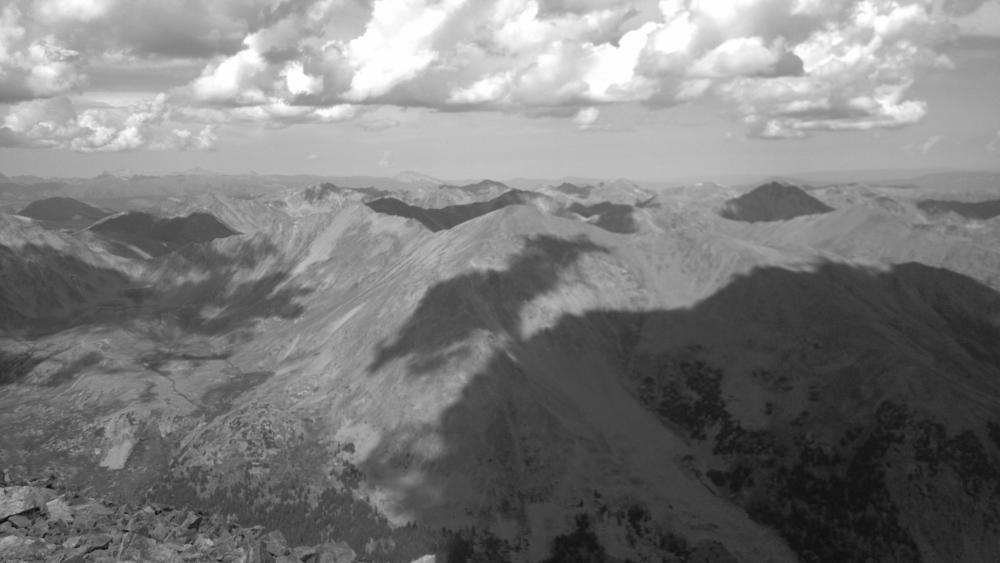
[0,535,54,560]
[45,497,74,523]
[0,486,53,521]
[315,541,357,563]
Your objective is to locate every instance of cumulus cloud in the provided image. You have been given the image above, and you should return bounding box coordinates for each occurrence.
[0,5,84,102]
[170,0,954,138]
[0,94,216,151]
[0,0,976,147]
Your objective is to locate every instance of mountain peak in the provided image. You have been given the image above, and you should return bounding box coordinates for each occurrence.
[720,181,834,222]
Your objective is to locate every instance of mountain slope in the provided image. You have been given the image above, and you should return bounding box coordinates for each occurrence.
[2,184,1000,562]
[917,198,1000,220]
[365,189,540,231]
[88,211,238,257]
[16,197,112,229]
[721,182,834,223]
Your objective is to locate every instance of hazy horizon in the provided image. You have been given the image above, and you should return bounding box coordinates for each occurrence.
[3,165,998,188]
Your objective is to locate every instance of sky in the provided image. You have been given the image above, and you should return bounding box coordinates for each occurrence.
[0,0,998,182]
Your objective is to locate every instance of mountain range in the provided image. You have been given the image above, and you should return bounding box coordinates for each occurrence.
[1,171,999,562]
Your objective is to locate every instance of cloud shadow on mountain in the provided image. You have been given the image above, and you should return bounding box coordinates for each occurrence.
[368,234,608,374]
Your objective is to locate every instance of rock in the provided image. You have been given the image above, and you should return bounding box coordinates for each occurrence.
[151,519,173,541]
[8,513,32,528]
[32,517,50,536]
[262,529,290,556]
[193,534,214,551]
[0,486,52,521]
[126,536,185,563]
[0,535,54,560]
[45,497,73,523]
[408,556,436,563]
[81,532,112,553]
[0,474,364,563]
[69,501,114,530]
[293,544,317,561]
[315,541,356,563]
[181,510,202,530]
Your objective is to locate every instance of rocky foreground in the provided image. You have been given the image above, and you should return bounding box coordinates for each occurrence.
[0,473,388,563]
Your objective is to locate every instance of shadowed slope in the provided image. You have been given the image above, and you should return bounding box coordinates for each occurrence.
[370,235,607,374]
[89,211,239,257]
[16,197,112,229]
[565,201,638,234]
[365,190,539,231]
[0,236,312,337]
[917,198,1000,220]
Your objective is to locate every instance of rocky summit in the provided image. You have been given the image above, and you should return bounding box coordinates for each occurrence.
[0,472,368,563]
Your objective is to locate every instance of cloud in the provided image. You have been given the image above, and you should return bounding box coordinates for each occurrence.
[173,0,952,136]
[947,0,1000,37]
[0,5,84,102]
[0,0,976,146]
[357,117,400,131]
[573,106,600,129]
[919,134,944,154]
[988,130,1000,154]
[0,94,216,151]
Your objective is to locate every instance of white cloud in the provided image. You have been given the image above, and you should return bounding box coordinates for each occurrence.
[284,62,324,96]
[988,130,1000,154]
[919,134,944,154]
[573,106,600,129]
[34,0,116,23]
[342,0,466,101]
[0,94,216,151]
[0,0,981,146]
[189,47,270,105]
